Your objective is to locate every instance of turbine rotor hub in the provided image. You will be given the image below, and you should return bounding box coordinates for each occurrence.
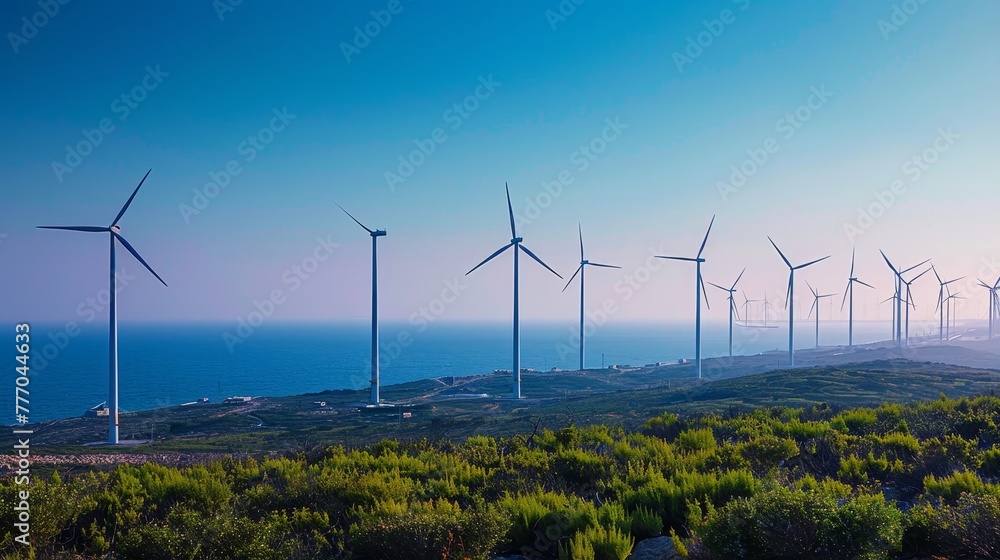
[111,225,121,232]
[512,237,523,243]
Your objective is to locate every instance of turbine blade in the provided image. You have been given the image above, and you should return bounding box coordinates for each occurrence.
[856,280,875,289]
[520,244,563,279]
[697,215,715,259]
[768,237,792,268]
[850,247,856,277]
[505,183,516,238]
[113,232,167,287]
[806,280,817,297]
[931,265,943,284]
[562,265,583,293]
[731,267,746,290]
[112,169,152,227]
[587,262,621,269]
[336,203,374,234]
[902,258,931,274]
[37,226,109,233]
[466,243,513,275]
[808,299,817,319]
[733,300,741,322]
[944,276,965,285]
[701,277,710,310]
[840,282,850,312]
[784,275,792,309]
[655,256,699,262]
[578,223,584,261]
[909,268,931,283]
[795,255,831,270]
[935,288,942,314]
[880,250,899,275]
[707,281,728,292]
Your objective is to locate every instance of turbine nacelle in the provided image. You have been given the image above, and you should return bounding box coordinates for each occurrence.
[371,229,387,238]
[512,237,523,244]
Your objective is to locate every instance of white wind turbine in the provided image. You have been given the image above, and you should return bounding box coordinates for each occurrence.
[805,281,836,348]
[880,251,929,346]
[900,267,931,346]
[656,216,715,378]
[467,183,562,398]
[768,237,829,366]
[841,248,874,347]
[708,268,746,358]
[562,224,620,371]
[338,204,387,405]
[38,169,167,445]
[932,266,963,342]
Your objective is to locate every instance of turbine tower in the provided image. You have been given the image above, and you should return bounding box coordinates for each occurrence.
[38,169,167,445]
[932,267,963,342]
[708,268,745,357]
[338,204,386,405]
[767,237,829,366]
[656,215,715,378]
[563,224,620,371]
[467,183,562,398]
[879,251,929,346]
[841,248,874,347]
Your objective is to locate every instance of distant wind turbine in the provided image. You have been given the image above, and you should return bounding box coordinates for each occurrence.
[38,169,167,445]
[840,248,874,347]
[900,267,931,346]
[741,291,760,324]
[708,268,746,357]
[338,204,386,405]
[976,278,999,340]
[656,216,715,378]
[806,281,837,348]
[931,267,963,342]
[563,224,620,371]
[879,251,929,346]
[944,291,964,339]
[467,183,562,398]
[767,237,829,366]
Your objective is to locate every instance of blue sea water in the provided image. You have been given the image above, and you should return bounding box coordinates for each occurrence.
[21,320,917,422]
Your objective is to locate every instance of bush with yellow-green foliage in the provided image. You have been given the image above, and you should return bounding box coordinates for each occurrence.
[3,394,1000,559]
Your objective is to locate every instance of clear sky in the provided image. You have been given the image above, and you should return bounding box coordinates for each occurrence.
[1,1,998,326]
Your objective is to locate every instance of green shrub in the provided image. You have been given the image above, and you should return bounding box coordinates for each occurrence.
[676,428,717,453]
[560,524,633,560]
[629,505,662,539]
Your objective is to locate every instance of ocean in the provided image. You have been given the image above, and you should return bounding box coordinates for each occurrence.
[22,319,930,422]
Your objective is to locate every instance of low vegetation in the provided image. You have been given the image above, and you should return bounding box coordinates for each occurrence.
[4,393,1000,559]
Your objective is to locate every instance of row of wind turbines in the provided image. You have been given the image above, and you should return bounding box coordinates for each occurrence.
[38,174,1000,444]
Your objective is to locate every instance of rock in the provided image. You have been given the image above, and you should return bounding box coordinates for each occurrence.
[628,536,682,560]
[492,556,533,560]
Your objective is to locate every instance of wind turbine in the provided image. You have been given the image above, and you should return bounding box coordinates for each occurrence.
[338,204,386,405]
[656,216,715,378]
[767,237,829,366]
[931,267,964,342]
[879,251,929,346]
[563,224,620,371]
[38,169,167,445]
[741,292,760,324]
[945,291,964,339]
[840,248,874,347]
[708,268,745,357]
[976,278,999,340]
[806,281,837,348]
[900,267,931,346]
[467,183,562,398]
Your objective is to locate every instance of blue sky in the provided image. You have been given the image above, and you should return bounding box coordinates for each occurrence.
[1,1,998,326]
